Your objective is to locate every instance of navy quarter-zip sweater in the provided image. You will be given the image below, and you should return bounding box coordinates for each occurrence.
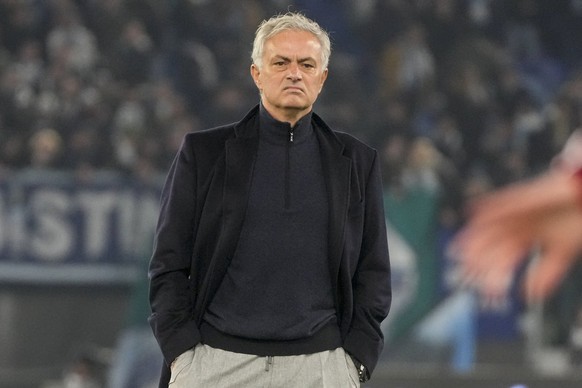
[202,105,342,355]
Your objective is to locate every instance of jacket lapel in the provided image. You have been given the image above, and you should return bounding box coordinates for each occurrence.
[220,108,260,256]
[196,110,259,319]
[314,117,352,296]
[222,136,258,253]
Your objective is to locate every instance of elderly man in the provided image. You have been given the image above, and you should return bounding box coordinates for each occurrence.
[148,12,391,387]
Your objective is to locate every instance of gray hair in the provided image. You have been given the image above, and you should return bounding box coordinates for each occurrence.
[251,12,331,69]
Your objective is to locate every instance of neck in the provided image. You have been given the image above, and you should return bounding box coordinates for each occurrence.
[261,101,311,127]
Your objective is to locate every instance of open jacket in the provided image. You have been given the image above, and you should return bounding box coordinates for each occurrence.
[148,105,391,387]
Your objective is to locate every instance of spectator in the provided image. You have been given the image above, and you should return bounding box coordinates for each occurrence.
[28,127,64,169]
[45,4,98,75]
[110,19,155,87]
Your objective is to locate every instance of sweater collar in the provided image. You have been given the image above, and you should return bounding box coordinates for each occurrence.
[259,103,313,145]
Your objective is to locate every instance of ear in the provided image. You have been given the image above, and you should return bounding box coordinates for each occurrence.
[319,68,328,91]
[250,64,262,90]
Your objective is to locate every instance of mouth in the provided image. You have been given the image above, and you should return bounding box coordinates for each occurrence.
[284,86,304,93]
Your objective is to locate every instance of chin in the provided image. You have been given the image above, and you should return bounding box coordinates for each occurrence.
[281,99,310,110]
[284,105,310,112]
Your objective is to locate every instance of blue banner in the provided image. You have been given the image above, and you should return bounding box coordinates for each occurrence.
[0,171,163,284]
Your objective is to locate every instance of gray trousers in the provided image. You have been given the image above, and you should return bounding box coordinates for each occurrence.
[169,344,361,388]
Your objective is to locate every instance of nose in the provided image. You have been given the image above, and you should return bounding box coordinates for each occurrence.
[286,63,302,81]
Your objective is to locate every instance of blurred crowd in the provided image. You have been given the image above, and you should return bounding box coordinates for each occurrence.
[3,0,582,384]
[1,0,582,190]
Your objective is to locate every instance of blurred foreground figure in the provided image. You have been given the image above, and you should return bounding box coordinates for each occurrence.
[148,12,391,388]
[450,130,582,303]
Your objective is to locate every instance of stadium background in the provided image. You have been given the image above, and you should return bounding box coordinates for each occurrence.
[2,0,582,387]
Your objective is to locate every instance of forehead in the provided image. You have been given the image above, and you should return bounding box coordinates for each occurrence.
[263,30,322,59]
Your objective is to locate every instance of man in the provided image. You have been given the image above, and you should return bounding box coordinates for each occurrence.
[148,12,391,387]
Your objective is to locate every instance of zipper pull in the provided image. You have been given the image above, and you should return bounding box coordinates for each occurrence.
[265,356,273,371]
[289,128,294,142]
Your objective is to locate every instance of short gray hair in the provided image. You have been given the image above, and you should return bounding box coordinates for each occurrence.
[251,12,331,69]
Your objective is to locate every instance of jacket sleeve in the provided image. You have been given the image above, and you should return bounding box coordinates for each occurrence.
[148,135,200,365]
[343,150,392,376]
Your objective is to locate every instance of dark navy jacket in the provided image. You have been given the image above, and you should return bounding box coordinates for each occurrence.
[148,105,392,387]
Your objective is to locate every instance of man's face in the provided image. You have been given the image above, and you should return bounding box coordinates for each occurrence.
[251,30,328,123]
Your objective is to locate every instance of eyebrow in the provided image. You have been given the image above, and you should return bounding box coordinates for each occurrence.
[273,55,316,63]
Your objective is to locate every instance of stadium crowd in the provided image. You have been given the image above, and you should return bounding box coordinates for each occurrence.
[1,0,581,189]
[1,0,581,184]
[3,0,582,385]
